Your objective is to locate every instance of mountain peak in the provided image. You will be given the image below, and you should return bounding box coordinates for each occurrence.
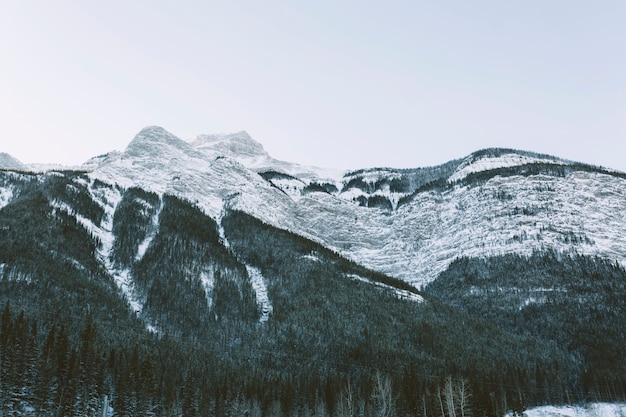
[192,131,268,159]
[125,126,194,160]
[0,152,26,171]
[131,125,181,145]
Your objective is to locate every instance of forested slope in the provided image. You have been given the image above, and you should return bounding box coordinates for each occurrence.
[0,170,593,416]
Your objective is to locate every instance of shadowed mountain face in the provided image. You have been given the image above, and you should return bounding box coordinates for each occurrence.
[0,127,625,416]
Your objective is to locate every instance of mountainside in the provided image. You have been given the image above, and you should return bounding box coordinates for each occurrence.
[1,127,626,416]
[61,126,626,289]
[0,153,26,171]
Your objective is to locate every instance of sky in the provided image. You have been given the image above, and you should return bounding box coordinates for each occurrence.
[0,1,625,171]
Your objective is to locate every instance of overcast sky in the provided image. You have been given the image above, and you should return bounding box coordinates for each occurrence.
[1,1,625,171]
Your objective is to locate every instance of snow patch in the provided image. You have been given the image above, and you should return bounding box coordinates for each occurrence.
[347,274,423,303]
[302,253,321,262]
[507,403,626,417]
[50,200,100,240]
[84,181,152,325]
[217,211,272,323]
[199,271,215,309]
[268,177,306,200]
[114,268,143,313]
[246,265,273,322]
[0,187,13,210]
[135,197,163,262]
[449,153,564,183]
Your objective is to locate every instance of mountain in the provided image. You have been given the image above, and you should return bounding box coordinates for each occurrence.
[83,127,626,289]
[1,126,625,416]
[0,153,26,171]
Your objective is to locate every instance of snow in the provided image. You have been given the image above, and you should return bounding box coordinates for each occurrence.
[90,128,292,221]
[506,403,626,417]
[49,194,144,315]
[268,177,307,200]
[84,127,626,290]
[302,253,321,262]
[192,131,345,185]
[135,196,163,262]
[114,268,143,313]
[6,128,626,412]
[344,169,403,184]
[0,153,26,170]
[84,181,149,319]
[246,265,273,322]
[282,170,626,288]
[448,153,565,183]
[199,271,215,309]
[217,210,273,323]
[347,274,423,303]
[338,187,404,210]
[50,200,99,238]
[0,186,13,210]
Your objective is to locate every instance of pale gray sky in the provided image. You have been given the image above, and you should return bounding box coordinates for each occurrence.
[1,1,625,171]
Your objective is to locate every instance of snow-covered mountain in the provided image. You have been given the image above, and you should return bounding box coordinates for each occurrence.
[2,126,626,416]
[3,127,626,290]
[63,126,626,288]
[0,152,26,171]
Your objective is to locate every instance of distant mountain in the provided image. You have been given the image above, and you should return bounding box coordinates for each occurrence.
[1,126,625,416]
[0,152,26,171]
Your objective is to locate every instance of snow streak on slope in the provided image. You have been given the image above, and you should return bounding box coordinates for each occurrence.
[347,274,423,303]
[246,266,273,322]
[135,196,163,262]
[0,187,13,210]
[218,209,273,323]
[48,183,147,314]
[198,271,215,310]
[84,181,148,318]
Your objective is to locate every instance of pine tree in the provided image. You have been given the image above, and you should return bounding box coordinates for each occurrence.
[182,368,199,417]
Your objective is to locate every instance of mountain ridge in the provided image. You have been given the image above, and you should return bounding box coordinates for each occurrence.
[2,126,626,288]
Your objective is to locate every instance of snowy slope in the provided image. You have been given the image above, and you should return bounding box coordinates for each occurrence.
[0,153,26,171]
[448,152,565,182]
[90,126,295,221]
[192,131,344,186]
[74,127,626,288]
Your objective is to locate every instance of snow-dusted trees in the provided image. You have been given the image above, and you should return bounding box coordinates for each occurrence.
[436,377,472,417]
[372,372,396,417]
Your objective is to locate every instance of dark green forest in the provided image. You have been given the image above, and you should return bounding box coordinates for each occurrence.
[425,252,626,402]
[0,170,625,416]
